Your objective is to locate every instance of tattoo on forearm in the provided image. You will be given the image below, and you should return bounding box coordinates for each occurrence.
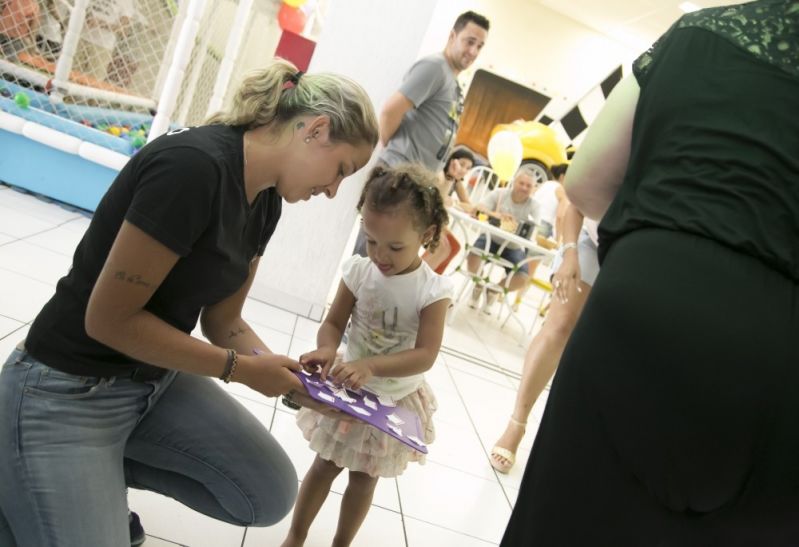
[228,327,249,339]
[113,271,153,288]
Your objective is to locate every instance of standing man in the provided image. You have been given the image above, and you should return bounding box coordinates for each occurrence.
[354,10,489,255]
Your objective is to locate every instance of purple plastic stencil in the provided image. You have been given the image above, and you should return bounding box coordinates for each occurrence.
[295,369,428,454]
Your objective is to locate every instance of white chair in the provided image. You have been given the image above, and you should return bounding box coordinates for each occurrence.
[463,166,500,204]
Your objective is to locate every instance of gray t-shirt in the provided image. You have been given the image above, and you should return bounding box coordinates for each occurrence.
[480,188,540,250]
[379,53,462,172]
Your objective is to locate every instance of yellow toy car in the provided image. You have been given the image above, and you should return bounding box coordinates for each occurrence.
[490,120,570,183]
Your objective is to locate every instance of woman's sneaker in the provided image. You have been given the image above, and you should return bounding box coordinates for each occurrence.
[130,512,145,546]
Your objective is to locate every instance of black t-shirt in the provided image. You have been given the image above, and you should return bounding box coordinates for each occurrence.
[25,124,282,376]
[598,2,799,281]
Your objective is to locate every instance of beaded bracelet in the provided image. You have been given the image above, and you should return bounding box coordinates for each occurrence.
[220,349,238,383]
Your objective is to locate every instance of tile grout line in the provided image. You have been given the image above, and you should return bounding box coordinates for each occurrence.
[395,477,410,547]
[401,514,499,545]
[442,361,517,511]
[440,345,521,381]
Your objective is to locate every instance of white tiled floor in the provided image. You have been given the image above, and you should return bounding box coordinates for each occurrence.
[0,184,552,546]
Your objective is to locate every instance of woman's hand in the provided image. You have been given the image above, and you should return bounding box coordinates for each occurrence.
[330,360,374,391]
[300,347,337,380]
[236,353,303,397]
[288,389,354,420]
[552,249,582,304]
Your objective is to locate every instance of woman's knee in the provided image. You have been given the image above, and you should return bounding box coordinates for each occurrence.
[545,293,588,340]
[245,467,298,527]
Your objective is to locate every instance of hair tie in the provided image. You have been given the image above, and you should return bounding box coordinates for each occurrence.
[282,71,304,91]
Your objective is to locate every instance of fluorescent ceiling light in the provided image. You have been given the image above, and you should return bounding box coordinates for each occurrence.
[679,2,701,12]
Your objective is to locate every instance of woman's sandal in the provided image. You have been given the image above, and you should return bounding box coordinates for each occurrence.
[490,416,527,474]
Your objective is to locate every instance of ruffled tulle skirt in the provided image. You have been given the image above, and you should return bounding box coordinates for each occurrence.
[295,381,437,478]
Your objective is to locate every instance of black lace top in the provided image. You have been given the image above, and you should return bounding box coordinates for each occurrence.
[598,0,799,280]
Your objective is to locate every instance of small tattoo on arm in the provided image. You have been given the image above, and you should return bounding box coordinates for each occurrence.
[228,327,249,339]
[112,271,153,289]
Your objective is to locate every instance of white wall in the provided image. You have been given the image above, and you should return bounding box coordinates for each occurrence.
[420,0,642,118]
[249,0,440,320]
[248,0,648,320]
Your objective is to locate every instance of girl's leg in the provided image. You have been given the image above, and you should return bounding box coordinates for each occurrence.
[491,280,591,469]
[281,455,344,547]
[332,471,379,547]
[124,372,298,527]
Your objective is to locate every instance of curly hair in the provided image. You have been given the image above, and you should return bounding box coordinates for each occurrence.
[357,164,449,252]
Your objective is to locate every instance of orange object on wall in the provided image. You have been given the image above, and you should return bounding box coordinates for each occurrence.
[275,30,316,72]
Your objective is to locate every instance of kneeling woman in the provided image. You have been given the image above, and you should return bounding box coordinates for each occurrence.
[0,61,378,546]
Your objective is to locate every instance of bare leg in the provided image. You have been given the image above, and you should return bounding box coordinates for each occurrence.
[332,471,379,547]
[491,280,592,470]
[466,252,482,276]
[281,456,344,547]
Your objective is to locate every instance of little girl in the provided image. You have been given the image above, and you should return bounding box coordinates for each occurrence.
[281,164,453,547]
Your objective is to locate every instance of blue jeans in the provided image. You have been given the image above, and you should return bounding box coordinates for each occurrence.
[0,347,297,547]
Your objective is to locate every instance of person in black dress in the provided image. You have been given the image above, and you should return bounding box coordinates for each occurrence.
[502,2,799,545]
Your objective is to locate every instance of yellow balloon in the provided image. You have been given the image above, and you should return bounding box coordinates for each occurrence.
[487,130,523,181]
[489,151,519,182]
[283,0,307,7]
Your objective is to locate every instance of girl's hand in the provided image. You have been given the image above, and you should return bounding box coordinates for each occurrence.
[552,250,582,304]
[237,354,303,397]
[330,360,374,391]
[300,347,337,379]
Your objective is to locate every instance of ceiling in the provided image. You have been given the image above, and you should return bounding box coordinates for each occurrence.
[539,0,748,51]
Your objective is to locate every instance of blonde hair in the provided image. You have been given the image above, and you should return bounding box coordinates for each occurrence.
[206,59,379,147]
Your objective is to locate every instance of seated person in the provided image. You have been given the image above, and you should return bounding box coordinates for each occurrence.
[423,148,475,273]
[438,147,475,206]
[466,165,541,309]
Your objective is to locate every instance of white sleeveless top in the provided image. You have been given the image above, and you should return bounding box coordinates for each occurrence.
[533,180,561,226]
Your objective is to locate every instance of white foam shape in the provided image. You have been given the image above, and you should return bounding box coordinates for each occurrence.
[317,390,335,403]
[386,413,405,425]
[377,395,396,407]
[300,369,312,376]
[348,405,371,416]
[407,435,426,447]
[333,390,356,404]
[387,424,403,436]
[362,396,378,410]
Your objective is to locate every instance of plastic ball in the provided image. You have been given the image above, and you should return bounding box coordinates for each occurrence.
[282,0,307,7]
[131,136,146,148]
[277,2,306,33]
[13,92,30,109]
[108,126,122,137]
